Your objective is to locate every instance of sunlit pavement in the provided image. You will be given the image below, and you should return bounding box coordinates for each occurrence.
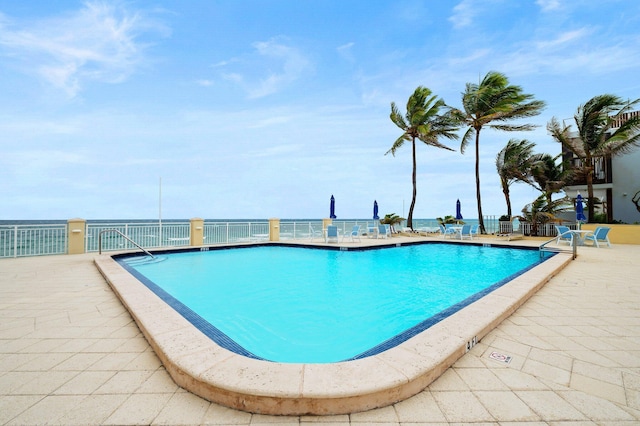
[1,236,639,425]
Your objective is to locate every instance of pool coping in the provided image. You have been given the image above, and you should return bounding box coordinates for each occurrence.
[94,241,572,415]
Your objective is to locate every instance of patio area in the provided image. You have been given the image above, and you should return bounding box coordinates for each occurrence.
[1,237,639,425]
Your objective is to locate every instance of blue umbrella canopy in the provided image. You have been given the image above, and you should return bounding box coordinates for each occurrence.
[330,195,337,219]
[576,193,586,222]
[455,199,463,220]
[373,200,379,220]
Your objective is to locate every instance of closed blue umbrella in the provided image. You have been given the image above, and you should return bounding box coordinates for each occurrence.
[330,195,337,219]
[373,200,379,220]
[576,193,586,222]
[455,199,463,221]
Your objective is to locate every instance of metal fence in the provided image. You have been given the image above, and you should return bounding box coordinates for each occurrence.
[86,222,191,253]
[0,224,68,258]
[204,222,270,244]
[2,217,575,258]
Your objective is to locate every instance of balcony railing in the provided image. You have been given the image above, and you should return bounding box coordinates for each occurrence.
[563,154,612,185]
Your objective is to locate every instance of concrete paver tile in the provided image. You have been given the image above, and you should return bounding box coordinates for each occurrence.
[137,368,181,393]
[393,391,447,423]
[103,392,172,425]
[572,359,624,385]
[53,370,116,394]
[522,358,571,386]
[474,390,540,421]
[348,404,398,423]
[94,370,155,394]
[514,390,588,421]
[491,368,550,391]
[12,370,79,395]
[56,394,129,425]
[455,368,510,390]
[200,403,252,424]
[152,391,210,425]
[557,390,637,421]
[0,395,43,424]
[431,391,494,423]
[6,394,86,425]
[427,368,469,391]
[569,373,627,405]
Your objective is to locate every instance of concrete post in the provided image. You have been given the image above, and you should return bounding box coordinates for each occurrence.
[190,218,204,246]
[269,218,280,242]
[67,218,86,254]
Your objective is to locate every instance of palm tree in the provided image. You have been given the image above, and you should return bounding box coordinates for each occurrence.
[379,213,404,233]
[388,86,459,229]
[516,194,571,237]
[496,138,536,217]
[453,71,546,233]
[527,153,572,205]
[548,94,640,221]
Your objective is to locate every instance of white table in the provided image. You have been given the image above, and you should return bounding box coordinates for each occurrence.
[571,230,593,245]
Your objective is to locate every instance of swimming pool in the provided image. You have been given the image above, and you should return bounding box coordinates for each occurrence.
[119,243,544,363]
[97,239,571,415]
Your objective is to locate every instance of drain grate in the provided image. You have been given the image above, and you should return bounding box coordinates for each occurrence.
[489,351,512,364]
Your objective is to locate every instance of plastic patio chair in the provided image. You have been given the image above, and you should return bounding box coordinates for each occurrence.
[555,225,574,245]
[325,225,339,243]
[342,225,361,242]
[583,226,611,248]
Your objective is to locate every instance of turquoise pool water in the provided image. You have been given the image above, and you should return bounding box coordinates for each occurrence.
[121,243,545,363]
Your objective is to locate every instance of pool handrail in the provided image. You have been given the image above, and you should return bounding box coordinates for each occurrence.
[539,230,577,259]
[98,229,155,258]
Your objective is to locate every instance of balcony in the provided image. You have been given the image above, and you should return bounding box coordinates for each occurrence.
[562,154,612,186]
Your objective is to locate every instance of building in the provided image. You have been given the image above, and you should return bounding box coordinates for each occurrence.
[561,111,640,224]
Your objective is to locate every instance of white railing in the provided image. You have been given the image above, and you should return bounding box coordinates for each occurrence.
[204,222,270,244]
[86,222,190,252]
[0,224,68,258]
[1,217,530,259]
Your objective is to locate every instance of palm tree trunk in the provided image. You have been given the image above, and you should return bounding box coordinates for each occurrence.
[407,138,417,229]
[475,131,485,233]
[586,157,595,222]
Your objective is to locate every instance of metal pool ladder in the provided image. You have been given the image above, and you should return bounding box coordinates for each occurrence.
[98,229,155,259]
[539,230,578,260]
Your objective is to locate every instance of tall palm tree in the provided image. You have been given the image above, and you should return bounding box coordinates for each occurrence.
[387,86,459,229]
[496,138,536,217]
[548,94,640,221]
[453,71,546,233]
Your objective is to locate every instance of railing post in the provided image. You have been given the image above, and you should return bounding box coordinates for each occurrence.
[67,218,86,254]
[190,218,204,246]
[269,218,280,242]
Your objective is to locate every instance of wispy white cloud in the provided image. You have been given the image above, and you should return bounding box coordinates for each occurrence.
[337,42,355,62]
[449,0,476,29]
[536,0,561,12]
[218,37,312,98]
[0,1,167,97]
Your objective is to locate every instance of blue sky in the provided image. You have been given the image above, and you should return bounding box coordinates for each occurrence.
[1,1,639,220]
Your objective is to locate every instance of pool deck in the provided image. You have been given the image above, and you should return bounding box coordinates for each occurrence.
[2,236,640,424]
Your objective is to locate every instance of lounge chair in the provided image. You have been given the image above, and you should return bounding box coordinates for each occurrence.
[377,224,388,239]
[342,225,361,242]
[470,224,479,239]
[325,225,339,243]
[583,226,611,248]
[555,225,573,246]
[309,225,323,242]
[441,224,458,239]
[459,224,472,240]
